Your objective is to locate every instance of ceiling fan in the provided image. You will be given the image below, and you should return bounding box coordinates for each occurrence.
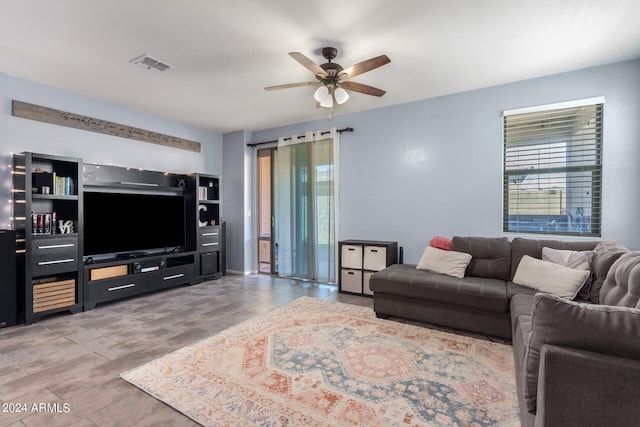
[265,47,390,108]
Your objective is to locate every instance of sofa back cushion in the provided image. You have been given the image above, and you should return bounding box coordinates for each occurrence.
[600,252,640,308]
[510,238,599,280]
[591,241,629,303]
[451,236,511,281]
[524,293,640,414]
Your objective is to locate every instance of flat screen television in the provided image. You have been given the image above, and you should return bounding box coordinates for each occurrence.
[84,192,185,257]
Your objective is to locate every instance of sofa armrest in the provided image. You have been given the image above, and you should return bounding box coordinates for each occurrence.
[523,293,640,413]
[535,345,640,427]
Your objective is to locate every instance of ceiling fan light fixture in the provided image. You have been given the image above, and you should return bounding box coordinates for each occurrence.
[267,47,389,108]
[314,85,333,108]
[334,87,349,105]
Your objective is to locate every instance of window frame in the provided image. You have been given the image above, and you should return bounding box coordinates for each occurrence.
[502,97,604,237]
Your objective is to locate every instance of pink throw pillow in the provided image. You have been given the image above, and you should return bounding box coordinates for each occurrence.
[429,236,452,251]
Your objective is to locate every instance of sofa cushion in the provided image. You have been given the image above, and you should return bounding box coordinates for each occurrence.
[416,246,471,278]
[507,281,537,299]
[600,252,640,309]
[510,238,598,280]
[591,241,629,303]
[513,255,591,299]
[369,263,509,313]
[450,236,511,281]
[524,293,640,414]
[510,292,535,319]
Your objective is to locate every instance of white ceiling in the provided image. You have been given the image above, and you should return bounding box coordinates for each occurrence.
[1,0,639,134]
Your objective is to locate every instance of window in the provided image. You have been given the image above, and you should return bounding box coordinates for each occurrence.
[503,98,603,236]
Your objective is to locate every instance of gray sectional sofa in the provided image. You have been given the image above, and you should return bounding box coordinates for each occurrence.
[369,236,640,426]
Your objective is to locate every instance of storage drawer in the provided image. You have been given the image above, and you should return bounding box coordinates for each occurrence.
[31,236,78,276]
[199,226,220,250]
[363,246,388,271]
[32,236,78,256]
[33,279,76,313]
[363,271,375,295]
[340,269,362,293]
[32,256,78,276]
[159,264,196,286]
[341,245,363,269]
[87,277,146,301]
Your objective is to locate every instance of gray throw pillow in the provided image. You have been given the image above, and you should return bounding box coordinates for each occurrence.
[542,247,594,299]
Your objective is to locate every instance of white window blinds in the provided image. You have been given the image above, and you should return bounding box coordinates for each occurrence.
[503,101,603,236]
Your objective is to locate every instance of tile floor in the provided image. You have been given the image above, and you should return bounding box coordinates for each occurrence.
[0,274,372,426]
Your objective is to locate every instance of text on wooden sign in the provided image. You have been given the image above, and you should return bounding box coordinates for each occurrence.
[12,100,201,153]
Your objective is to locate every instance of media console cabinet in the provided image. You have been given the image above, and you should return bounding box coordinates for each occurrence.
[84,252,196,310]
[12,152,224,323]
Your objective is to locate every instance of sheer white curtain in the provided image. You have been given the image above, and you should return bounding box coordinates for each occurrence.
[275,129,339,282]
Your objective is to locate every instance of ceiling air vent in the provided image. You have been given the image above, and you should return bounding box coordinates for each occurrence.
[130,54,174,73]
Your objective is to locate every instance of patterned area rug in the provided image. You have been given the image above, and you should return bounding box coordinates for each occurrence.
[121,297,519,426]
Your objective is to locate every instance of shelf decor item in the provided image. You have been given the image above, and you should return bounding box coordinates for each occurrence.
[58,220,74,234]
[198,204,208,227]
[31,212,57,234]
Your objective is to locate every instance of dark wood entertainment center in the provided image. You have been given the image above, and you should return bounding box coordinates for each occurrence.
[12,152,225,323]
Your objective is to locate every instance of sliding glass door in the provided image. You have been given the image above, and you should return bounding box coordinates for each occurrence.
[310,138,336,282]
[257,131,337,283]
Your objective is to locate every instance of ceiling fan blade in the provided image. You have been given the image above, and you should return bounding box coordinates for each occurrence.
[340,81,386,97]
[289,52,326,76]
[340,55,390,80]
[264,82,320,91]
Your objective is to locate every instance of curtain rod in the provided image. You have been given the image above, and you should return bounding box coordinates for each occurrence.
[247,126,354,147]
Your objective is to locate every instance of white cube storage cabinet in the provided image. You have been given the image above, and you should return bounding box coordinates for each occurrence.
[339,240,398,296]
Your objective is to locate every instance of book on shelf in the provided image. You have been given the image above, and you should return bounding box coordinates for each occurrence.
[52,172,75,196]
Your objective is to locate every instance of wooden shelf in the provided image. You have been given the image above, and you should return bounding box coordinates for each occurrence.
[32,194,79,201]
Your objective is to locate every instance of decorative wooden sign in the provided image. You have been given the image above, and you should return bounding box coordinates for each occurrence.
[12,100,201,153]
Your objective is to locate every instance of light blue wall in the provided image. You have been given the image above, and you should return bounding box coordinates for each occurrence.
[222,130,255,273]
[0,73,223,229]
[6,59,637,272]
[250,60,640,264]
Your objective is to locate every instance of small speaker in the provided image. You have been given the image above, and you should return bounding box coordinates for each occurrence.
[0,230,17,328]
